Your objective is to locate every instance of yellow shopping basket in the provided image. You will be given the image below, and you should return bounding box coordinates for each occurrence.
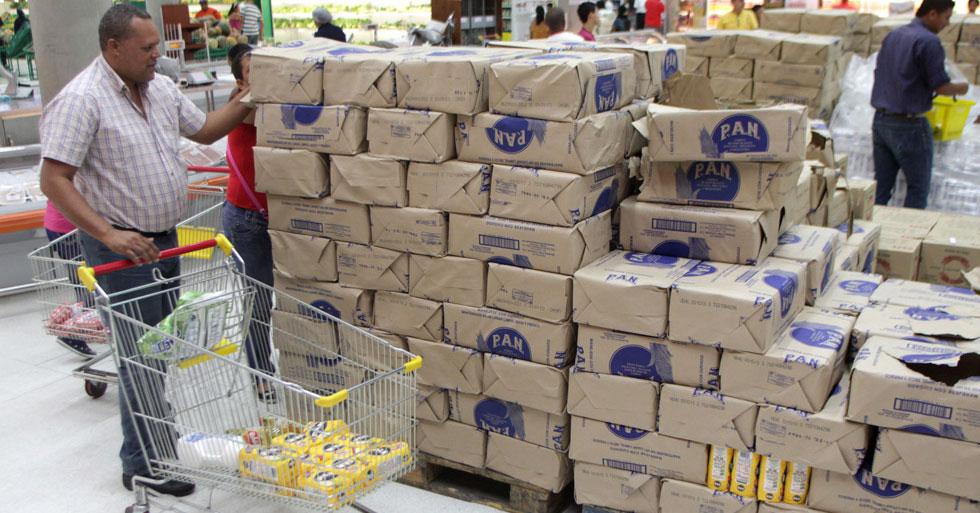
[925,96,976,141]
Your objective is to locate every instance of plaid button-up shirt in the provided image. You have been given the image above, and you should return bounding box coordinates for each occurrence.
[40,55,207,233]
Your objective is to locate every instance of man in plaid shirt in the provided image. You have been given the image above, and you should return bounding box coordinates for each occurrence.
[39,4,252,497]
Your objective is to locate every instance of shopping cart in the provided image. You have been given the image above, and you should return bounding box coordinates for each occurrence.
[29,176,227,398]
[77,236,421,512]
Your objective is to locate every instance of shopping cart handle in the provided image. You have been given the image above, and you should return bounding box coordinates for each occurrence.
[187,166,231,173]
[77,234,235,291]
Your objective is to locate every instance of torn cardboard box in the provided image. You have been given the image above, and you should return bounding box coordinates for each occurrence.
[418,419,487,468]
[619,197,780,265]
[321,50,400,108]
[666,30,739,57]
[638,160,802,211]
[482,354,568,414]
[759,8,807,32]
[813,271,883,314]
[486,432,571,492]
[710,77,754,102]
[336,243,409,292]
[489,164,623,227]
[486,263,573,323]
[659,479,757,513]
[406,161,491,215]
[442,303,575,368]
[273,271,373,327]
[658,384,758,452]
[266,195,370,244]
[875,235,922,280]
[567,370,659,431]
[455,111,630,175]
[872,427,980,501]
[709,56,754,79]
[754,60,829,89]
[447,211,611,275]
[622,100,653,157]
[489,51,636,121]
[572,250,699,337]
[408,338,483,393]
[848,303,961,350]
[780,34,843,66]
[869,278,980,312]
[734,30,788,61]
[573,461,660,513]
[256,104,367,155]
[370,206,447,256]
[808,467,979,513]
[446,391,570,451]
[599,43,686,99]
[668,257,807,353]
[772,225,843,305]
[720,307,855,413]
[329,154,407,207]
[409,254,486,307]
[575,325,721,389]
[253,147,329,198]
[269,230,337,282]
[374,292,443,342]
[569,415,708,481]
[250,38,359,104]
[367,109,455,164]
[417,384,449,423]
[837,220,881,275]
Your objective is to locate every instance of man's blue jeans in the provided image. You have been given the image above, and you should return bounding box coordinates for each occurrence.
[79,230,180,477]
[872,111,934,209]
[222,202,275,378]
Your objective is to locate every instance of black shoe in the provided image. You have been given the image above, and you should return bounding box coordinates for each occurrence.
[122,472,195,497]
[256,385,278,404]
[57,337,95,359]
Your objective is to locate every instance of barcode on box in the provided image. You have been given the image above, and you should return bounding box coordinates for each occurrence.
[652,218,696,233]
[894,398,953,419]
[479,234,520,250]
[603,459,647,474]
[594,166,616,182]
[291,220,323,233]
[290,134,323,141]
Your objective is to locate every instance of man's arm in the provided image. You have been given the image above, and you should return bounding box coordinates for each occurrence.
[187,86,252,145]
[935,82,969,97]
[39,159,160,264]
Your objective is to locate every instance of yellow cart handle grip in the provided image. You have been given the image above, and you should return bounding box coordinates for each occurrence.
[316,389,349,409]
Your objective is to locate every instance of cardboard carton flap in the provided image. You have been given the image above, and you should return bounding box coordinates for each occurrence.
[334,157,404,187]
[576,212,614,267]
[486,355,567,400]
[904,305,980,340]
[880,428,979,479]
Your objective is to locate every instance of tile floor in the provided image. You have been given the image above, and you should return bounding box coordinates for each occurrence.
[0,291,572,513]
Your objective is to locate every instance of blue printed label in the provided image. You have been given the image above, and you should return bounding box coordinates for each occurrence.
[678,161,740,201]
[900,423,965,439]
[486,117,547,154]
[609,344,674,382]
[328,47,375,55]
[281,105,323,129]
[928,283,976,296]
[592,183,616,217]
[473,398,525,439]
[428,50,479,56]
[837,223,865,234]
[529,53,582,60]
[903,306,963,321]
[306,299,340,320]
[623,252,681,268]
[478,327,532,361]
[486,254,533,268]
[605,422,648,440]
[789,322,845,350]
[662,49,679,80]
[853,468,910,498]
[653,240,691,258]
[685,262,718,277]
[862,249,875,273]
[763,271,798,318]
[840,280,878,296]
[593,73,622,113]
[778,233,802,245]
[821,260,832,292]
[702,114,769,158]
[277,40,305,48]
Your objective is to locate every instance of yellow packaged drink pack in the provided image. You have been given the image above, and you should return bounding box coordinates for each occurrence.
[337,432,385,454]
[307,420,349,440]
[326,457,373,488]
[296,459,356,505]
[783,461,811,505]
[359,441,412,481]
[273,432,315,455]
[707,445,734,490]
[238,446,299,495]
[308,440,358,463]
[729,450,760,497]
[757,455,786,502]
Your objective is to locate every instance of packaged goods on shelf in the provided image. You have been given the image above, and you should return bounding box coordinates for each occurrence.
[417,420,487,468]
[273,271,373,327]
[482,354,568,414]
[658,384,757,452]
[573,461,660,513]
[872,428,980,501]
[835,245,860,273]
[373,292,443,342]
[408,255,486,307]
[342,327,407,369]
[446,391,570,451]
[366,109,455,164]
[660,479,757,513]
[485,263,572,323]
[711,77,754,102]
[567,370,659,431]
[485,433,571,492]
[488,164,625,227]
[442,303,574,368]
[253,147,329,198]
[329,155,407,207]
[666,30,740,57]
[249,38,361,105]
[638,159,802,211]
[256,104,367,154]
[813,272,883,314]
[370,206,448,257]
[598,43,686,99]
[269,231,337,282]
[336,243,409,293]
[407,338,483,394]
[266,195,370,243]
[406,161,491,215]
[772,225,843,304]
[808,467,979,513]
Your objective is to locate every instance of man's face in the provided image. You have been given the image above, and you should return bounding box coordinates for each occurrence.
[237,55,251,90]
[923,8,952,34]
[108,17,161,86]
[733,0,745,12]
[200,1,208,9]
[588,9,599,27]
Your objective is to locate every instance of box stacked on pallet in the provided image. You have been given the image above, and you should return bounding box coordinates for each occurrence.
[754,33,842,121]
[871,206,942,280]
[666,30,751,103]
[872,14,966,67]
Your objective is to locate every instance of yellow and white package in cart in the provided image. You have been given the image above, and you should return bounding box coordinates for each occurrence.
[137,291,233,360]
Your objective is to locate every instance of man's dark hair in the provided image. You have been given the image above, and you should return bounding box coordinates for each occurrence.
[99,3,152,51]
[545,7,567,33]
[916,0,955,17]
[597,0,606,9]
[228,43,252,76]
[536,5,545,24]
[578,2,597,23]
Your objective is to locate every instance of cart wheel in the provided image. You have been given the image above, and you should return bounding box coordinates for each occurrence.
[85,380,108,398]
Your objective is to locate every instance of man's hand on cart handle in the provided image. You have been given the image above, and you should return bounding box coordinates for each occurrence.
[103,228,160,265]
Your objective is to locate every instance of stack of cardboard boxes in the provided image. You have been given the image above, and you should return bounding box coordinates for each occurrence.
[872,14,978,84]
[762,8,876,57]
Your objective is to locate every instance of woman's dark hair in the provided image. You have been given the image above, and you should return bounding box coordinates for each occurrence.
[228,2,238,17]
[916,0,955,16]
[617,5,627,16]
[536,5,545,24]
[229,44,252,81]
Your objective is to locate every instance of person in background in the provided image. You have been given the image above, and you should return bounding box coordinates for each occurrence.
[13,8,27,33]
[240,0,262,45]
[969,0,978,13]
[871,0,969,209]
[717,0,758,29]
[194,0,222,21]
[645,0,665,32]
[227,41,251,66]
[614,5,632,31]
[545,7,586,41]
[44,204,96,359]
[830,0,859,10]
[228,3,242,32]
[635,0,647,29]
[312,7,346,41]
[531,6,550,39]
[752,5,764,25]
[578,2,599,41]
[597,0,616,34]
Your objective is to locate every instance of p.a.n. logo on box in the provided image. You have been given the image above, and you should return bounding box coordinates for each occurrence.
[478,327,532,361]
[609,343,674,382]
[624,252,682,268]
[605,422,648,440]
[662,49,680,80]
[474,398,526,438]
[837,222,865,234]
[763,270,798,318]
[305,299,341,320]
[684,262,718,277]
[789,321,845,350]
[427,50,479,57]
[902,306,963,322]
[839,279,878,296]
[703,114,769,158]
[678,161,741,201]
[486,117,547,154]
[778,232,802,245]
[853,468,910,498]
[593,72,623,113]
[280,105,323,129]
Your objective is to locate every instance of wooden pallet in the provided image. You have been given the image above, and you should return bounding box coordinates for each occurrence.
[398,453,573,513]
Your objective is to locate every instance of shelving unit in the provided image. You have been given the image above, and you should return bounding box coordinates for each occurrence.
[161,4,205,63]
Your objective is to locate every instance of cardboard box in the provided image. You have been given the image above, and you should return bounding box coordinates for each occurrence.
[835,245,860,273]
[942,15,968,44]
[443,303,574,367]
[848,304,958,350]
[785,170,812,229]
[573,461,661,513]
[269,230,337,282]
[754,60,829,89]
[668,257,807,353]
[659,479,757,513]
[808,467,979,513]
[642,103,809,162]
[329,154,407,207]
[407,161,491,215]
[666,30,739,57]
[572,249,699,337]
[417,384,449,423]
[619,197,780,265]
[854,12,878,33]
[418,419,487,468]
[658,384,757,451]
[875,235,922,280]
[869,278,980,311]
[846,33,872,53]
[622,100,652,157]
[409,254,486,307]
[686,55,709,75]
[772,225,844,305]
[396,47,541,115]
[711,77,754,101]
[273,271,373,327]
[735,31,788,61]
[709,56,755,79]
[759,8,807,33]
[753,82,835,119]
[755,373,872,474]
[801,10,860,36]
[271,309,340,355]
[278,350,365,395]
[485,263,572,323]
[482,354,568,414]
[249,38,358,104]
[455,111,630,175]
[872,206,942,238]
[808,201,829,228]
[342,327,407,370]
[489,52,636,121]
[256,104,367,155]
[873,427,980,501]
[757,504,826,513]
[871,18,908,45]
[567,370,660,431]
[253,147,329,198]
[370,206,447,257]
[448,211,611,275]
[638,160,802,211]
[814,271,883,314]
[374,292,443,342]
[720,307,855,412]
[962,16,980,44]
[321,50,399,108]
[446,391,570,451]
[407,338,483,393]
[486,433,571,493]
[266,195,370,244]
[575,325,721,389]
[838,220,881,274]
[489,164,623,227]
[569,415,708,481]
[780,34,843,66]
[336,243,409,292]
[600,43,686,99]
[918,216,980,287]
[366,109,455,164]
[847,337,980,443]
[485,39,603,52]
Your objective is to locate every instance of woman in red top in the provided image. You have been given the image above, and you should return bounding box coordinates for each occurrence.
[223,45,276,401]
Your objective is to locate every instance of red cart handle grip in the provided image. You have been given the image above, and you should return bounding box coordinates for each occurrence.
[78,234,233,291]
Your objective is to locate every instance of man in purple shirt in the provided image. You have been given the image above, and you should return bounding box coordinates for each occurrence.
[871,0,968,209]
